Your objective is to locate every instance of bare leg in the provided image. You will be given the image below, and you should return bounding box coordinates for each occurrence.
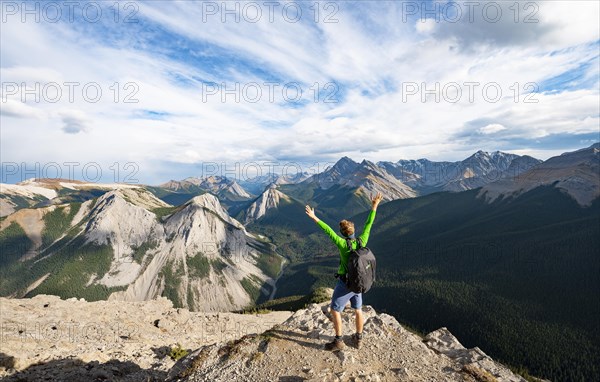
[355,309,363,334]
[331,310,343,337]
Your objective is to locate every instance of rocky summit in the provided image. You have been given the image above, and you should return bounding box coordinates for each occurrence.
[168,303,527,382]
[0,295,528,382]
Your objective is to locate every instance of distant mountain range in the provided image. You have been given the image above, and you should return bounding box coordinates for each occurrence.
[237,172,312,195]
[480,142,599,206]
[0,147,555,219]
[379,150,542,193]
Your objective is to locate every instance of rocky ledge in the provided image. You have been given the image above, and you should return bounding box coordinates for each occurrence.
[0,295,527,382]
[169,303,526,382]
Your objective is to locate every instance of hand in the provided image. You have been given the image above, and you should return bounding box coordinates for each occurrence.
[371,192,383,209]
[305,205,318,221]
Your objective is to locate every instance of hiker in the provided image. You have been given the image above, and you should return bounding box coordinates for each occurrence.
[305,191,383,350]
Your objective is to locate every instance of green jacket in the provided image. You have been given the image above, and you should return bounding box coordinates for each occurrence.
[316,209,377,275]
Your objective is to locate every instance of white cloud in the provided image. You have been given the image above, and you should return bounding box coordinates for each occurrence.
[0,1,598,183]
[478,123,507,135]
[58,110,90,134]
[0,99,44,119]
[416,19,436,34]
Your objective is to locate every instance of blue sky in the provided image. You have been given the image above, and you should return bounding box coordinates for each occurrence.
[1,1,599,184]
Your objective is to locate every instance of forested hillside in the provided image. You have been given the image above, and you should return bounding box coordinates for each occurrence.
[251,185,599,381]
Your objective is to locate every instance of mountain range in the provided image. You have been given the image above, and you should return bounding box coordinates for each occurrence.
[379,150,542,194]
[0,147,552,221]
[1,143,598,380]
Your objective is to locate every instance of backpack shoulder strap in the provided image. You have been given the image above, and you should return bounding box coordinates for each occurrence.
[345,238,354,251]
[346,237,361,251]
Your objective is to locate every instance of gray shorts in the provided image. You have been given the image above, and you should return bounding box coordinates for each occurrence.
[330,278,362,312]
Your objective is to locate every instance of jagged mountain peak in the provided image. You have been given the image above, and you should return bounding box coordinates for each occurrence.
[330,156,359,172]
[359,158,379,169]
[185,193,243,229]
[465,149,517,162]
[188,191,220,205]
[338,155,357,163]
[243,185,291,224]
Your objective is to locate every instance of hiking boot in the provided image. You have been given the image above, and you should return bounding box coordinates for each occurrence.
[321,305,333,322]
[324,338,345,351]
[352,333,363,349]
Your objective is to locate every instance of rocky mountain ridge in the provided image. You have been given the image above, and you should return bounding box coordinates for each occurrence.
[0,178,143,217]
[479,143,600,206]
[378,150,542,194]
[299,157,417,205]
[153,176,251,209]
[159,176,250,199]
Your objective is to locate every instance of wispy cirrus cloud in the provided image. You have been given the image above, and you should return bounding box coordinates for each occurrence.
[1,1,598,184]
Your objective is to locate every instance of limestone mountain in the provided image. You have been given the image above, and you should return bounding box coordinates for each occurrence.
[241,184,294,224]
[0,188,282,311]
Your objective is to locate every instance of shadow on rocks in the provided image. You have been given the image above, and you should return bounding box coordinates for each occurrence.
[0,353,16,370]
[268,329,326,351]
[151,345,172,359]
[0,356,167,382]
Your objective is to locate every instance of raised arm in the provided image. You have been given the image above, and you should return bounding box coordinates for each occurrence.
[359,192,383,246]
[305,205,346,248]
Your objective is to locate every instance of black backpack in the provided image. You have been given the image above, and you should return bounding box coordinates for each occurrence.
[345,237,376,293]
